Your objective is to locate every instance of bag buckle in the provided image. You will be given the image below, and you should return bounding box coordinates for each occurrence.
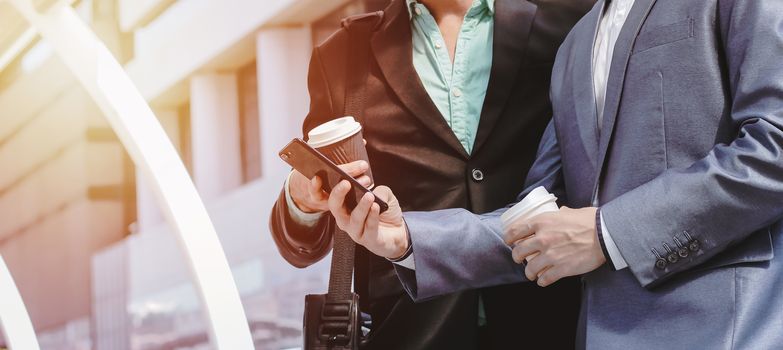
[318,300,354,346]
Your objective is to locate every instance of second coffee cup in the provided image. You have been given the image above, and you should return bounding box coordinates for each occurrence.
[501,187,559,262]
[501,186,559,230]
[307,116,374,188]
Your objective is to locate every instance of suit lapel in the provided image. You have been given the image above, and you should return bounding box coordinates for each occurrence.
[371,0,470,159]
[470,0,537,157]
[593,0,658,195]
[571,1,605,169]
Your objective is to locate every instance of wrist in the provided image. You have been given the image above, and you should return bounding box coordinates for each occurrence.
[287,172,319,213]
[388,224,412,261]
[291,192,318,213]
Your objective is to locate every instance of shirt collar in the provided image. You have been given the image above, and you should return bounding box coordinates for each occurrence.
[405,0,495,20]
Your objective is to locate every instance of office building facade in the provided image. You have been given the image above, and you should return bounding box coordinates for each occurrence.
[0,0,388,348]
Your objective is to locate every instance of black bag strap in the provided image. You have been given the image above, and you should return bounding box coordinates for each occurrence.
[327,11,383,302]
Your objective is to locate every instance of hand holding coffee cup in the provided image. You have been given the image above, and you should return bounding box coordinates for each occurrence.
[289,117,374,213]
[501,187,559,262]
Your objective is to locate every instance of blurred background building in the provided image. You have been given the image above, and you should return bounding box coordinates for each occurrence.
[0,0,390,349]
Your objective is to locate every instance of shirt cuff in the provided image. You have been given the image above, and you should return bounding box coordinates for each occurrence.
[393,254,416,270]
[599,210,628,270]
[284,172,325,228]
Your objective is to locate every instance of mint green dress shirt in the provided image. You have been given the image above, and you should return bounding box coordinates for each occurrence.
[407,0,494,326]
[406,0,494,154]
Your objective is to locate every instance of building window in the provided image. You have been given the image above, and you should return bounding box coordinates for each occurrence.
[237,61,261,182]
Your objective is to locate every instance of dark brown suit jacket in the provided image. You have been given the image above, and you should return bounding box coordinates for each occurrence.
[269,0,594,348]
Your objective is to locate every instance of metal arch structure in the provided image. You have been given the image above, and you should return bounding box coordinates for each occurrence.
[1,0,255,349]
[0,255,40,350]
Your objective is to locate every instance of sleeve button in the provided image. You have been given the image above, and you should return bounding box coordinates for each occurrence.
[667,253,679,264]
[655,258,668,270]
[683,231,700,252]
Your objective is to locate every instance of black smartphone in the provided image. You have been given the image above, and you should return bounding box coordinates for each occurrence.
[279,138,388,213]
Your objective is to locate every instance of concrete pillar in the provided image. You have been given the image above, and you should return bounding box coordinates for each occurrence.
[189,74,242,201]
[256,27,313,181]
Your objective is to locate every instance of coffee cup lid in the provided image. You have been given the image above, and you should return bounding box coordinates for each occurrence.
[307,116,362,148]
[501,186,557,224]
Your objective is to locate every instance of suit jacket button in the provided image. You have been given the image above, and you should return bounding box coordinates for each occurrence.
[678,247,689,258]
[667,253,679,264]
[471,169,485,182]
[688,240,700,252]
[655,258,667,270]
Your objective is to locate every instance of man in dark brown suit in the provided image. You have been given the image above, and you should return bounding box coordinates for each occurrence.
[269,0,594,348]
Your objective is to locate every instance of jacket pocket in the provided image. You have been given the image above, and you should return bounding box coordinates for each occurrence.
[633,18,694,54]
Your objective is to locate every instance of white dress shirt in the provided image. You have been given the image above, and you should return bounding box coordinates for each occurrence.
[593,0,634,270]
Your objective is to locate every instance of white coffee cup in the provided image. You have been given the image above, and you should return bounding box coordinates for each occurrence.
[307,116,362,149]
[307,116,374,187]
[501,186,558,262]
[501,186,559,229]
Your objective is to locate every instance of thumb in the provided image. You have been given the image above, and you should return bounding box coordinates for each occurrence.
[372,186,396,202]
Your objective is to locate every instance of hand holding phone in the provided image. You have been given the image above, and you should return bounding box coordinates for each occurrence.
[289,161,372,213]
[279,139,388,213]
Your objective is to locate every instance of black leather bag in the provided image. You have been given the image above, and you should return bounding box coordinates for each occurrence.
[302,11,383,350]
[304,294,362,349]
